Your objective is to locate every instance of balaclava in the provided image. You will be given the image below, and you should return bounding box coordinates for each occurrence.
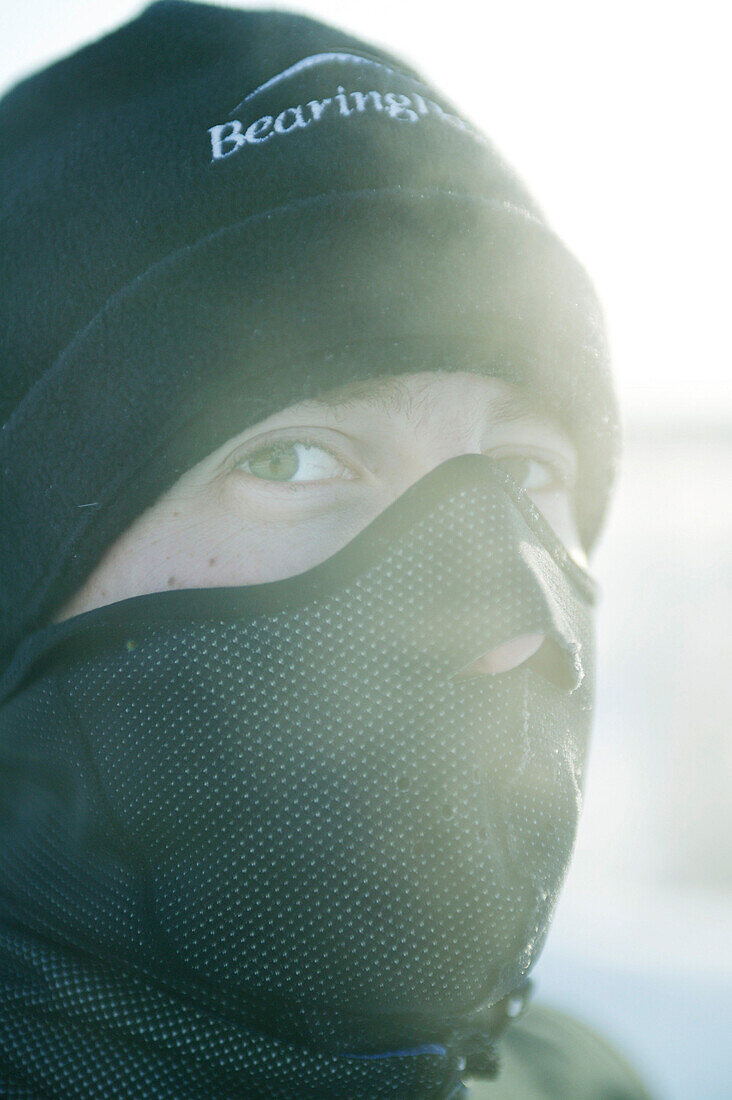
[0,2,619,1096]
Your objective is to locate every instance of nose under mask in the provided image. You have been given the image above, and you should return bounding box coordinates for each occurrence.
[0,453,597,1095]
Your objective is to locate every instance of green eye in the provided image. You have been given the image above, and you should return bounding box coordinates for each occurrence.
[246,443,300,481]
[235,440,354,483]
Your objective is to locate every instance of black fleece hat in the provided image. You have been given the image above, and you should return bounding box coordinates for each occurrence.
[0,0,619,668]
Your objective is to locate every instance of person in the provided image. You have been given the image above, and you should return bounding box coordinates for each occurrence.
[0,1,653,1096]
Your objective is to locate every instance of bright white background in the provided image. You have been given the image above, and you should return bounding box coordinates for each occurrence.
[3,3,731,1097]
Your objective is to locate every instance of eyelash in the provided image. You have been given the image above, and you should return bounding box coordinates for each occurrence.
[228,435,572,493]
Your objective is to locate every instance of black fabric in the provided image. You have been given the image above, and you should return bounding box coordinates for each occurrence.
[0,0,618,670]
[0,455,595,1097]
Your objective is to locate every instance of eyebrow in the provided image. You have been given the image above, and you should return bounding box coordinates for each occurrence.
[305,375,557,429]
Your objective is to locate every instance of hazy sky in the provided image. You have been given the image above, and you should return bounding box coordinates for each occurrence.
[3,0,729,423]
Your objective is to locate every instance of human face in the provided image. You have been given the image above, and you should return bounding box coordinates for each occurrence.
[51,372,585,673]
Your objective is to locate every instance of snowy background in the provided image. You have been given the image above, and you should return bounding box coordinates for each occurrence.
[3,3,730,1097]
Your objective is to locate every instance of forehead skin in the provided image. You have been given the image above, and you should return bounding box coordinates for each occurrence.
[51,372,584,624]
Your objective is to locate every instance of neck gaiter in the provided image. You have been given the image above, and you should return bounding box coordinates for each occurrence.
[0,454,596,1098]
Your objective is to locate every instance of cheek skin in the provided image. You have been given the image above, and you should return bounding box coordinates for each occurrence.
[52,484,586,626]
[50,486,384,623]
[51,479,587,624]
[50,499,235,622]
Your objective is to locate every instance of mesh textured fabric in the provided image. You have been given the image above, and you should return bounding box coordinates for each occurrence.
[0,455,596,1097]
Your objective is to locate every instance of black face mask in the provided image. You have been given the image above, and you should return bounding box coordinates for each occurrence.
[0,454,597,1098]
